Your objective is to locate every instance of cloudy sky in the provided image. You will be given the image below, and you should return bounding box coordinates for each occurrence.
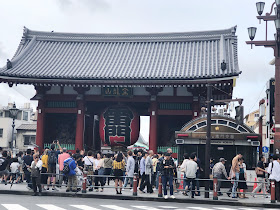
[0,0,276,141]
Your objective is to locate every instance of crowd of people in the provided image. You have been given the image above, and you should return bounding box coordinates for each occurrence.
[1,143,280,201]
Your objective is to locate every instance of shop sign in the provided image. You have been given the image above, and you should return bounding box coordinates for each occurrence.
[102,87,133,97]
[200,140,234,145]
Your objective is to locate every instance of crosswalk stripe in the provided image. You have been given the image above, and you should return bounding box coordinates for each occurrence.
[37,204,66,210]
[2,204,29,210]
[215,208,235,210]
[71,205,101,210]
[238,208,259,210]
[188,207,213,210]
[132,206,161,210]
[158,207,178,209]
[101,205,132,210]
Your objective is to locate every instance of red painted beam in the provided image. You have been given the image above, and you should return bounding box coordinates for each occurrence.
[177,134,189,137]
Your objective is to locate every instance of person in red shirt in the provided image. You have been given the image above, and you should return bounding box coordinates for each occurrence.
[58,148,70,187]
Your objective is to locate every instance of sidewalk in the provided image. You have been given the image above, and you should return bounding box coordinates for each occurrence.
[0,182,279,208]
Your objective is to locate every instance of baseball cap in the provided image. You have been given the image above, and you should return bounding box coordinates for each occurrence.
[219,158,227,162]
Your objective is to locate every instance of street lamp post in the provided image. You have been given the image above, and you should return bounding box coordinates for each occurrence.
[9,102,19,152]
[246,1,280,155]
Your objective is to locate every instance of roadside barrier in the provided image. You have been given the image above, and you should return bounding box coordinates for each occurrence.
[133,173,137,196]
[158,175,162,197]
[82,172,87,193]
[213,176,218,200]
[0,171,275,202]
[270,179,276,203]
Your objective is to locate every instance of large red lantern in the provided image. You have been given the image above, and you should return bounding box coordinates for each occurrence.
[99,106,140,147]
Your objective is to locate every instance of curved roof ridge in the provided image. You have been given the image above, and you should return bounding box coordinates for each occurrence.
[181,114,255,133]
[22,26,237,42]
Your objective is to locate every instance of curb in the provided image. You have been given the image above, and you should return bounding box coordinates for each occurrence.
[0,190,279,208]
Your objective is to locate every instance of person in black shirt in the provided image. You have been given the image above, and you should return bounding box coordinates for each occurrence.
[160,153,175,199]
[252,155,268,197]
[23,149,33,189]
[0,151,9,184]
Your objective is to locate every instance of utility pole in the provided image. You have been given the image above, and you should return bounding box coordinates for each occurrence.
[204,84,212,198]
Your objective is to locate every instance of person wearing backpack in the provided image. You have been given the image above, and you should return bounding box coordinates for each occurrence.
[103,153,113,186]
[31,154,43,196]
[47,142,61,191]
[267,155,280,201]
[64,154,77,192]
[83,151,95,191]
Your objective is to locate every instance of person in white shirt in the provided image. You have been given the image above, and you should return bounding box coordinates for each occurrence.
[9,158,21,184]
[180,153,189,195]
[31,154,43,196]
[83,151,95,192]
[267,155,280,202]
[185,153,198,198]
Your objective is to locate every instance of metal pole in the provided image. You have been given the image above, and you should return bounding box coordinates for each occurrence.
[204,84,212,198]
[11,118,15,152]
[274,56,280,154]
[259,116,263,155]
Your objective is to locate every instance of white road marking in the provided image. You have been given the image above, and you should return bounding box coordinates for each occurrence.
[132,206,162,210]
[2,204,29,210]
[37,204,66,210]
[158,207,178,209]
[238,208,258,210]
[71,205,101,210]
[238,208,259,210]
[215,208,234,210]
[188,207,213,210]
[101,205,132,210]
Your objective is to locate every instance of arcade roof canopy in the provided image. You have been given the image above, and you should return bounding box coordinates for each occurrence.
[175,115,260,145]
[0,26,240,86]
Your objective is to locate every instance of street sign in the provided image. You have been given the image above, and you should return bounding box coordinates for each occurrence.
[262,146,269,153]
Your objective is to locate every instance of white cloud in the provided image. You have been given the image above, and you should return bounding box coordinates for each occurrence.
[56,0,110,12]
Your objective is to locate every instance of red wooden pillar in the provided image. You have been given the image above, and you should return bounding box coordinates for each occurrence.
[36,99,45,152]
[75,100,85,151]
[149,101,158,153]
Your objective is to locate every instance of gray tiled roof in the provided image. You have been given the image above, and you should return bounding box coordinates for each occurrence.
[17,124,37,131]
[0,26,240,81]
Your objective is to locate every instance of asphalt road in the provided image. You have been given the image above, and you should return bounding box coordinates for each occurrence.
[0,194,273,210]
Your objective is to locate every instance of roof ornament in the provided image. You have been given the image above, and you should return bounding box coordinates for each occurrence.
[6,59,12,69]
[221,60,227,71]
[22,26,29,44]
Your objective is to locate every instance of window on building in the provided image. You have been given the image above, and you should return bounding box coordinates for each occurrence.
[4,111,11,118]
[254,113,259,118]
[0,112,3,117]
[0,129,3,138]
[23,111,28,121]
[24,136,36,146]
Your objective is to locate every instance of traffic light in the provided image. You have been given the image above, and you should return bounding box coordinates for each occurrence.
[235,105,244,125]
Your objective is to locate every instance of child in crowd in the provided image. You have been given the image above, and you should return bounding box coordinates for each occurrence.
[9,158,21,184]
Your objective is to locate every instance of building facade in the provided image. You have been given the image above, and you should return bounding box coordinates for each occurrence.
[0,103,35,150]
[0,27,240,153]
[16,124,37,151]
